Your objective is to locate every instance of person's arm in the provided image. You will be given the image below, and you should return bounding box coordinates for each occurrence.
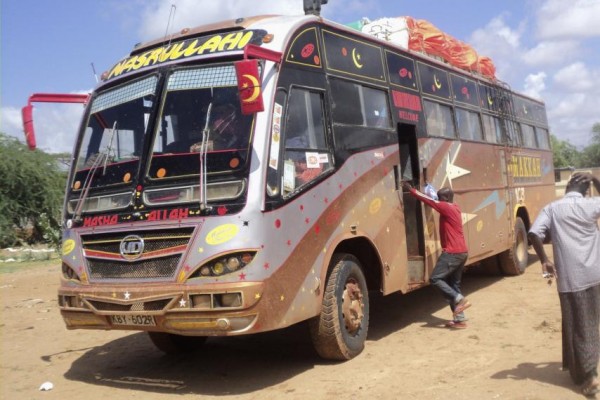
[402,181,444,212]
[528,232,556,278]
[572,172,600,195]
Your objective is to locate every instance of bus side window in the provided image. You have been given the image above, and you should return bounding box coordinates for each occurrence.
[482,114,502,144]
[282,88,331,196]
[507,120,522,146]
[521,123,537,148]
[456,108,483,141]
[535,127,550,149]
[424,100,455,138]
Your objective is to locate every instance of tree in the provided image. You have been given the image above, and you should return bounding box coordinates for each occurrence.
[0,133,66,248]
[576,123,600,168]
[550,134,580,168]
[593,123,600,143]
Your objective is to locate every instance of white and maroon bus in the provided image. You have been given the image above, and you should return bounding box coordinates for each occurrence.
[23,2,555,360]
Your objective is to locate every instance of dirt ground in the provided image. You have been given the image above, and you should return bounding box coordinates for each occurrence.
[1,246,594,400]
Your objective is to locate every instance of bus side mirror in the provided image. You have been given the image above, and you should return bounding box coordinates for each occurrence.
[21,104,36,150]
[234,59,264,115]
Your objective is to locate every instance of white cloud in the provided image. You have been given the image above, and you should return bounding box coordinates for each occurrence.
[137,0,304,41]
[537,0,600,39]
[522,40,580,66]
[1,103,85,154]
[553,62,597,91]
[523,72,547,99]
[546,90,599,146]
[1,107,23,139]
[469,15,525,82]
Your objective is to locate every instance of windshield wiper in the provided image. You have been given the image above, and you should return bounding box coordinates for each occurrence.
[72,152,106,222]
[73,121,119,222]
[198,103,213,212]
[102,121,117,175]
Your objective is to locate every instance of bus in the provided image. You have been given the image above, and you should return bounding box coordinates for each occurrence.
[23,2,555,360]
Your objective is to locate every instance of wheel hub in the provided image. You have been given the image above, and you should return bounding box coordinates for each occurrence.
[342,279,364,334]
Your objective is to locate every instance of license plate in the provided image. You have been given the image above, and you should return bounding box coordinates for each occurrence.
[110,315,156,326]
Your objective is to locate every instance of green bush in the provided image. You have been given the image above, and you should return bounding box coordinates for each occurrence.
[0,133,66,249]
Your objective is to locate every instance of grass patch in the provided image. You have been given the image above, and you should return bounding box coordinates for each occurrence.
[0,259,60,274]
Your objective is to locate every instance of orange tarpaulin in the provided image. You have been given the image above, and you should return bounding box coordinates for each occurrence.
[404,17,496,80]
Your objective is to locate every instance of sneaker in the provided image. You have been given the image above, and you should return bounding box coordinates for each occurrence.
[453,298,471,316]
[445,320,467,329]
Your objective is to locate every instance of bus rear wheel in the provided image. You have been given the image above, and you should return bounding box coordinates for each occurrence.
[309,253,369,361]
[500,217,528,275]
[147,332,207,354]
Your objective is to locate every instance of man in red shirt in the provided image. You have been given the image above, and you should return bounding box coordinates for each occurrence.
[402,181,471,328]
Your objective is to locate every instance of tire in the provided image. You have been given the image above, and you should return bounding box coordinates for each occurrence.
[309,253,370,361]
[499,217,528,276]
[147,332,207,354]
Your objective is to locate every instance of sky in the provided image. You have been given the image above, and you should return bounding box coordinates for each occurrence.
[1,0,599,153]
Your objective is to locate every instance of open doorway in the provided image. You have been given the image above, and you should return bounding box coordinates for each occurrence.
[396,123,426,284]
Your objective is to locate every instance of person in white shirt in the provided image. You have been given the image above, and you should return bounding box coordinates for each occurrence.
[529,172,600,397]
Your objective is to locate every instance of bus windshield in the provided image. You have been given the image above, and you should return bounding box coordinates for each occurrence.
[73,75,158,188]
[147,65,254,180]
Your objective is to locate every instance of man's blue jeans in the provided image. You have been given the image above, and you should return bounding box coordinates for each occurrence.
[429,252,468,316]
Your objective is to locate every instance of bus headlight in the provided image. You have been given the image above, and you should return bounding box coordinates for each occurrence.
[189,251,256,279]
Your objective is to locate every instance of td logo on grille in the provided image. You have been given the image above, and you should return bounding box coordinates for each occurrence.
[119,235,145,260]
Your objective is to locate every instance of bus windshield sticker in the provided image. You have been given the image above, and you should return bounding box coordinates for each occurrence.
[306,152,320,168]
[318,153,329,164]
[269,103,283,170]
[283,160,295,192]
[105,30,267,81]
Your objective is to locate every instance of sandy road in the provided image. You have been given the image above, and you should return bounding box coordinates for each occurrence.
[0,249,591,399]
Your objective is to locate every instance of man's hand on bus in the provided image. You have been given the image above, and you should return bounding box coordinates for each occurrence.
[401,180,413,192]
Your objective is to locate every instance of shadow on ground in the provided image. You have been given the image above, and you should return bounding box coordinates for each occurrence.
[57,255,538,395]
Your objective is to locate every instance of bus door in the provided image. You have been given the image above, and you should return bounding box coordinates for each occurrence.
[397,123,426,285]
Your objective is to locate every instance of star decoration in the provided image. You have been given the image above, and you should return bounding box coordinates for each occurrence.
[124,291,131,300]
[239,272,247,280]
[255,293,261,299]
[179,298,187,307]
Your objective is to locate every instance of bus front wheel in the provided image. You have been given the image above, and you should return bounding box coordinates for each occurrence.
[309,253,370,361]
[499,217,528,275]
[147,332,207,354]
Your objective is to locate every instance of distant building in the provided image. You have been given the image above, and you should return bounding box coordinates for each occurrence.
[554,167,600,197]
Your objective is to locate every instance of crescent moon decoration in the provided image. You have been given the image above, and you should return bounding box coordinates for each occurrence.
[434,74,442,89]
[351,48,363,69]
[242,74,261,103]
[487,94,493,106]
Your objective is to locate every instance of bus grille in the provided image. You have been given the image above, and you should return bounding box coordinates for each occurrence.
[82,228,194,254]
[87,255,180,280]
[88,298,172,312]
[81,228,195,280]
